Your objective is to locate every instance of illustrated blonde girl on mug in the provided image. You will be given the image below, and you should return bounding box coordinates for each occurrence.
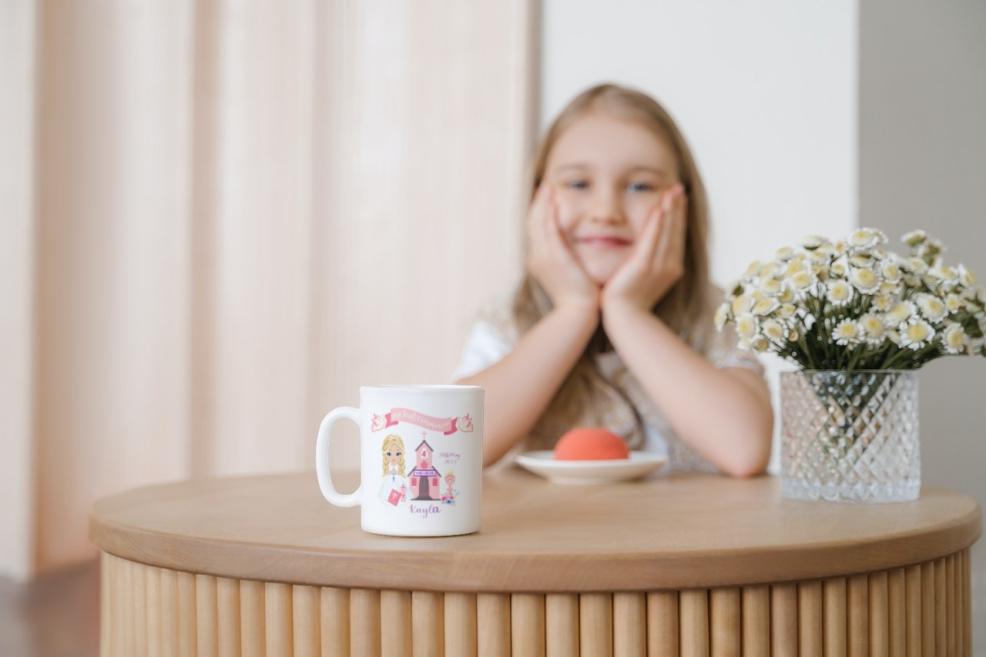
[452,83,773,476]
[379,434,408,504]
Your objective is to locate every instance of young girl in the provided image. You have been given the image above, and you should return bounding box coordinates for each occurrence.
[452,83,773,477]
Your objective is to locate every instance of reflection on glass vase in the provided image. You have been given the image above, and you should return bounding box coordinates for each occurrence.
[780,370,920,503]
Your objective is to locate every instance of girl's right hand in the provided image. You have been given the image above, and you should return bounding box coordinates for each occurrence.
[526,184,600,312]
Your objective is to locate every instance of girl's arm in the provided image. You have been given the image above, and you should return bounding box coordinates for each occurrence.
[456,302,599,467]
[603,303,773,477]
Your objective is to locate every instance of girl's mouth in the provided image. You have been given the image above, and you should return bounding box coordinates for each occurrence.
[576,235,632,248]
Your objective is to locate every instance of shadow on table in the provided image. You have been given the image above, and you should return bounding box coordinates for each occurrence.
[0,559,100,657]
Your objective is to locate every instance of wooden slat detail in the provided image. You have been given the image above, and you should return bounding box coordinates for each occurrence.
[320,587,350,657]
[412,591,444,657]
[445,592,477,657]
[478,593,511,657]
[771,583,797,657]
[613,592,645,657]
[512,593,545,657]
[680,589,709,657]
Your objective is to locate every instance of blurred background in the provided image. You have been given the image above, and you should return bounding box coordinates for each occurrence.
[2,0,984,652]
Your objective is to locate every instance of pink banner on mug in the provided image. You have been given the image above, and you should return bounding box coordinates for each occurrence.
[371,408,474,435]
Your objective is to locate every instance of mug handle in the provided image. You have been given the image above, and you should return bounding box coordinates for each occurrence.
[315,406,362,507]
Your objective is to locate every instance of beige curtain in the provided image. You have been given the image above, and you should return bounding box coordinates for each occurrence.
[0,0,537,580]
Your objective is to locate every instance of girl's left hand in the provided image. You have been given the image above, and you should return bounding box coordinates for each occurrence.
[601,183,687,315]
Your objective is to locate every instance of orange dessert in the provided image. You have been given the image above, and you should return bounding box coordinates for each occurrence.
[553,428,630,461]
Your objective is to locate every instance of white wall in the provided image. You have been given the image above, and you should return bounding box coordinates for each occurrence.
[541,0,858,288]
[0,0,36,582]
[859,0,986,639]
[541,0,858,472]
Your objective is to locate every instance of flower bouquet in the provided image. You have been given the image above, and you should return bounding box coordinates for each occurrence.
[716,228,986,502]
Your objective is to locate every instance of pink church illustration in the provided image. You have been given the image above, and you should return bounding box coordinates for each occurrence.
[407,440,442,501]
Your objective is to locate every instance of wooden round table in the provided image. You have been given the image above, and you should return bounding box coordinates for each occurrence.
[91,467,980,657]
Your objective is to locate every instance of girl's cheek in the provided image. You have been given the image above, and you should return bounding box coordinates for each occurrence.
[553,193,582,230]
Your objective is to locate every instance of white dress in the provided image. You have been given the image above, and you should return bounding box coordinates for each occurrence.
[450,285,766,473]
[378,469,407,504]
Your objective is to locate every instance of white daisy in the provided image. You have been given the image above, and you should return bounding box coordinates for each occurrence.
[788,269,816,294]
[832,319,861,346]
[902,229,927,246]
[735,313,758,341]
[784,257,808,277]
[830,257,849,278]
[872,294,894,312]
[916,294,948,322]
[826,280,854,307]
[714,302,731,331]
[945,294,965,312]
[880,260,902,283]
[859,313,886,345]
[906,257,928,274]
[775,246,795,261]
[751,337,770,353]
[884,301,915,326]
[759,277,783,297]
[849,267,880,293]
[850,254,875,268]
[800,235,829,250]
[731,293,753,315]
[956,264,976,286]
[758,262,781,280]
[778,286,795,304]
[943,323,967,354]
[878,281,899,295]
[779,303,797,318]
[762,319,786,342]
[930,265,958,284]
[752,297,780,316]
[849,227,887,249]
[900,319,935,350]
[815,243,836,258]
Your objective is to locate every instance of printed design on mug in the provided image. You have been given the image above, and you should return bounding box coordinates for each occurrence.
[440,471,458,505]
[378,425,469,520]
[378,434,408,506]
[371,407,473,436]
[407,439,442,501]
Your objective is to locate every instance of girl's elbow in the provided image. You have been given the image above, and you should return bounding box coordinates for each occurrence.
[722,428,773,478]
[721,456,769,478]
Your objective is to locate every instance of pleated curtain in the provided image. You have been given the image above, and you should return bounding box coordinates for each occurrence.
[0,0,536,579]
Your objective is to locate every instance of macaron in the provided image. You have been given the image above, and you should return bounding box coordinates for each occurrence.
[553,427,630,461]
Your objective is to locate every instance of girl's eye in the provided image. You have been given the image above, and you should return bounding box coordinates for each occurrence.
[628,181,656,192]
[396,452,402,457]
[565,179,589,190]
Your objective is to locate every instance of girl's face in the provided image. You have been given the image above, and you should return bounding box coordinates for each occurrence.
[543,112,681,284]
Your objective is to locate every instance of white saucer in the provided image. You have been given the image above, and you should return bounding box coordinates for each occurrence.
[514,450,668,485]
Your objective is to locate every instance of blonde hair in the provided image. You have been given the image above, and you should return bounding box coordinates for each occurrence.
[381,434,406,476]
[508,83,714,450]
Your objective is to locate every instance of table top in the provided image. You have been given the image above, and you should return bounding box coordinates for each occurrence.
[90,467,981,592]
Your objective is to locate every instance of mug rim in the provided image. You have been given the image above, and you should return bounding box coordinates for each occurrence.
[360,384,482,392]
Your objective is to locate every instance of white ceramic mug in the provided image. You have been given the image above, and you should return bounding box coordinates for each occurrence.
[315,385,484,537]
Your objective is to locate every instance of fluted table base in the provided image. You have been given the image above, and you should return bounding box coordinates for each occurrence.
[100,549,972,657]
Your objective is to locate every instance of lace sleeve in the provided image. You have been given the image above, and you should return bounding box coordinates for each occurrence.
[449,317,515,381]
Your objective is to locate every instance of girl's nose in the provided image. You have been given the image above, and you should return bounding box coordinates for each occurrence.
[588,190,625,225]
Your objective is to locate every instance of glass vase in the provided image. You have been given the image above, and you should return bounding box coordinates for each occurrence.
[780,370,920,502]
